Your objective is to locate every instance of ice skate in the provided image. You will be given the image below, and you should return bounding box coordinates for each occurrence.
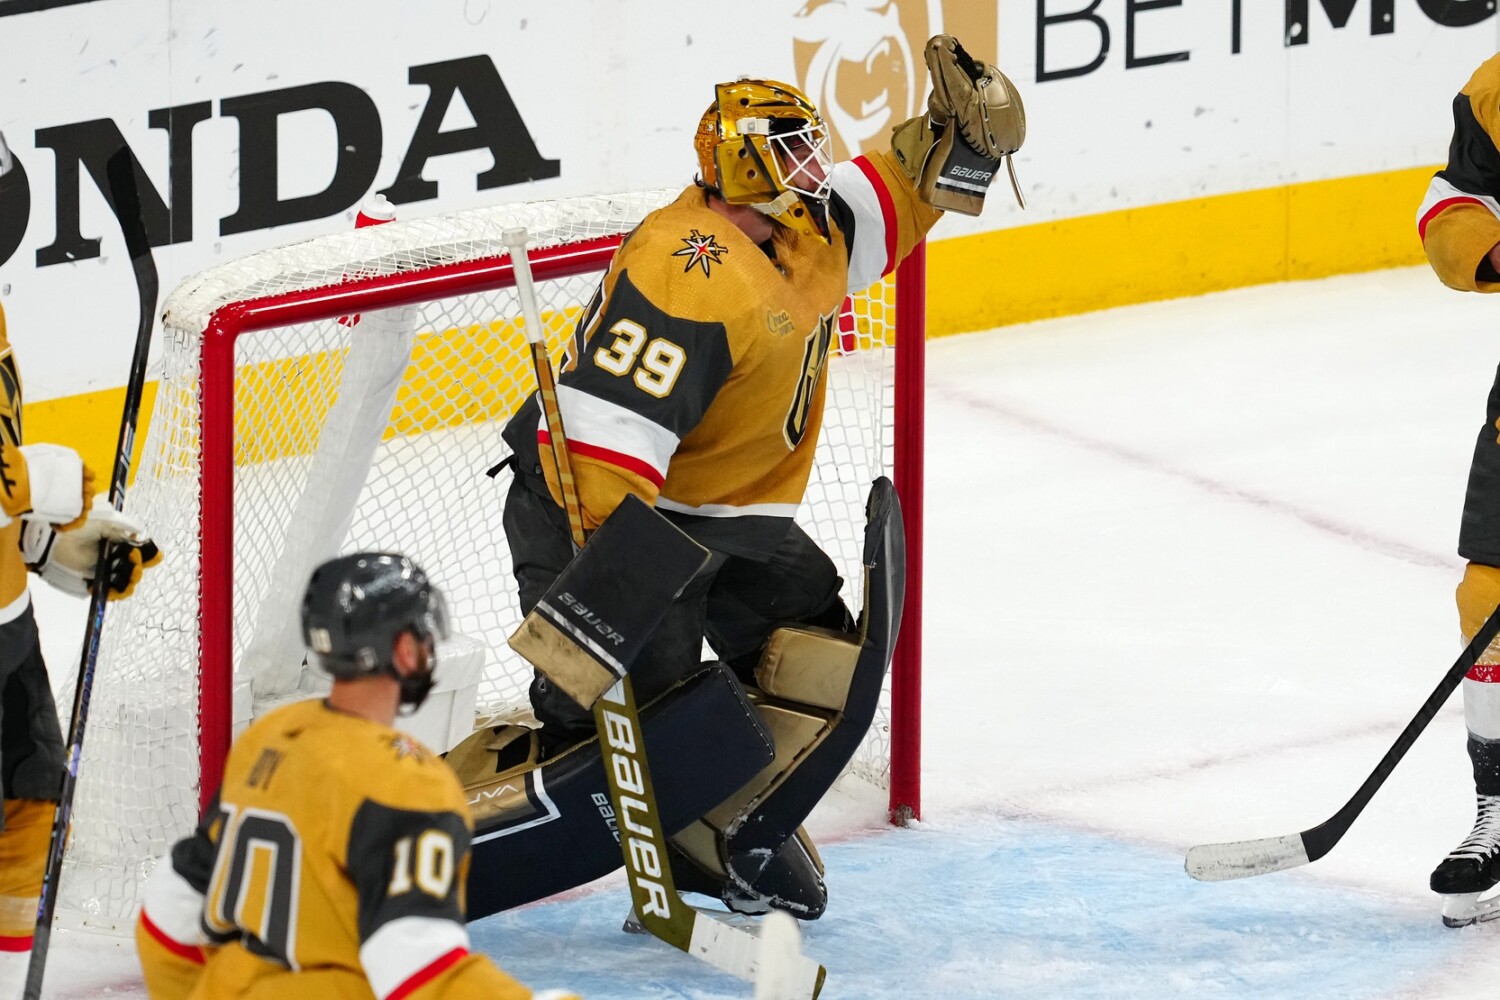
[1433,795,1500,926]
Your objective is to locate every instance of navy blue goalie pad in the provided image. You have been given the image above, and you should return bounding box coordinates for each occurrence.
[454,660,773,920]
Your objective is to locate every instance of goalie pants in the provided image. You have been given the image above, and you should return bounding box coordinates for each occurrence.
[503,470,852,741]
[0,605,64,945]
[0,607,63,812]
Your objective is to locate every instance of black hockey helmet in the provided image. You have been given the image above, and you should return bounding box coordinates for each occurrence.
[301,552,449,683]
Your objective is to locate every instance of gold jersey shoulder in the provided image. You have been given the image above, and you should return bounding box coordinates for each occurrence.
[222,699,469,833]
[617,189,848,322]
[1463,53,1500,146]
[0,302,26,614]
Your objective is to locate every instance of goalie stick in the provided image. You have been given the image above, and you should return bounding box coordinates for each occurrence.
[754,911,810,1000]
[503,229,825,998]
[24,147,160,999]
[1186,599,1500,882]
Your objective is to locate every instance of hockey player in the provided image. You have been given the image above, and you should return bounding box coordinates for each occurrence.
[134,552,577,999]
[1419,52,1500,927]
[492,35,1023,917]
[0,297,161,990]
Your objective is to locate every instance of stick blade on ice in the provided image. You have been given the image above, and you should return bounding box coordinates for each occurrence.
[753,911,824,1000]
[1185,833,1310,881]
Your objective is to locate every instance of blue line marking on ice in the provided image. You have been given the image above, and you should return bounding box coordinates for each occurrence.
[469,820,1457,999]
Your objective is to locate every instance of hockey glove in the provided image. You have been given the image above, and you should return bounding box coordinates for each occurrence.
[22,498,161,601]
[891,34,1026,214]
[0,442,94,530]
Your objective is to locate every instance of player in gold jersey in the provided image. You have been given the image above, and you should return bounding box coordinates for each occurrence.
[1420,52,1500,927]
[0,288,160,991]
[135,553,577,999]
[494,36,1023,917]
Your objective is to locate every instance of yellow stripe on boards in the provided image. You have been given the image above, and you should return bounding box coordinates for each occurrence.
[23,381,158,491]
[927,165,1435,336]
[21,165,1439,477]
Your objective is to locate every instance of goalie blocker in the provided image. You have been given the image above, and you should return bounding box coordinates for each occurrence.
[508,493,711,708]
[454,478,905,920]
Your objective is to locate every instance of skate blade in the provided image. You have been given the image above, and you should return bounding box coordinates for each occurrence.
[1441,887,1500,928]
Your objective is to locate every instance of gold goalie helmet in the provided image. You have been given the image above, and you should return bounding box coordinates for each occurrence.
[694,78,835,243]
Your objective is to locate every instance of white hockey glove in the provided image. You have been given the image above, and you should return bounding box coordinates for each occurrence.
[21,498,161,601]
[891,34,1027,214]
[0,442,94,529]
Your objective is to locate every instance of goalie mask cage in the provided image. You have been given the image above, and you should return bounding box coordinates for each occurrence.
[58,188,924,926]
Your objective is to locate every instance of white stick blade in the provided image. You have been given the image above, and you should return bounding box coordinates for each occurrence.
[1184,833,1310,881]
[755,911,812,1000]
[688,911,824,998]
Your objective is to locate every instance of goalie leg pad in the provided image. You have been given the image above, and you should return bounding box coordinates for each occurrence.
[669,478,906,915]
[730,478,903,874]
[458,660,772,921]
[668,822,827,919]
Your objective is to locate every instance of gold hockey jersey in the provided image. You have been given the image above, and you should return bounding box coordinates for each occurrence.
[502,149,940,557]
[136,699,554,1000]
[1419,53,1500,291]
[0,303,31,626]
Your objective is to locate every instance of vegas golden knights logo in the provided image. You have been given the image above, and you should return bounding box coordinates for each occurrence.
[784,314,836,449]
[792,1,999,160]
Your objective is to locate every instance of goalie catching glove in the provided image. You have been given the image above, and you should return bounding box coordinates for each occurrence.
[892,33,1026,214]
[21,498,161,600]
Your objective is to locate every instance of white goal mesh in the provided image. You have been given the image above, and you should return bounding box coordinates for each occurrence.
[58,188,909,926]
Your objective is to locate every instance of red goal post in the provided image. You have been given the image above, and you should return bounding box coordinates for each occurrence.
[60,188,924,925]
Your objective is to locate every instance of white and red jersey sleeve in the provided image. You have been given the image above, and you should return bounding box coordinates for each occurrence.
[829,149,943,294]
[1419,53,1500,292]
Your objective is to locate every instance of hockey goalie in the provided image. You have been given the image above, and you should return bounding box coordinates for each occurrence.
[447,33,1025,922]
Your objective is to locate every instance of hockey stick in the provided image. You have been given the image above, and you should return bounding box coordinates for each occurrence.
[502,229,824,998]
[24,147,159,999]
[1186,599,1500,882]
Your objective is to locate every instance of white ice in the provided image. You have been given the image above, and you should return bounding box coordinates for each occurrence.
[27,265,1500,998]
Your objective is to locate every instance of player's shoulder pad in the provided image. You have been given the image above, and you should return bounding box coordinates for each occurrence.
[248,700,470,821]
[357,728,470,821]
[1466,53,1500,102]
[1457,55,1500,155]
[616,188,762,325]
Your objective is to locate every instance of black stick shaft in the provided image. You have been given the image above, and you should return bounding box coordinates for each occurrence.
[1300,597,1500,863]
[24,147,158,1000]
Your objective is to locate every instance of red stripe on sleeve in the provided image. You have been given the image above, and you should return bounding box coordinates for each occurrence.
[1468,664,1500,684]
[852,155,898,277]
[387,947,469,1000]
[139,912,205,965]
[537,430,665,487]
[1418,196,1484,242]
[0,934,33,953]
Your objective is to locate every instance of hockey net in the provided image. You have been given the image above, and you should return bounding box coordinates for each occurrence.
[57,188,924,926]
